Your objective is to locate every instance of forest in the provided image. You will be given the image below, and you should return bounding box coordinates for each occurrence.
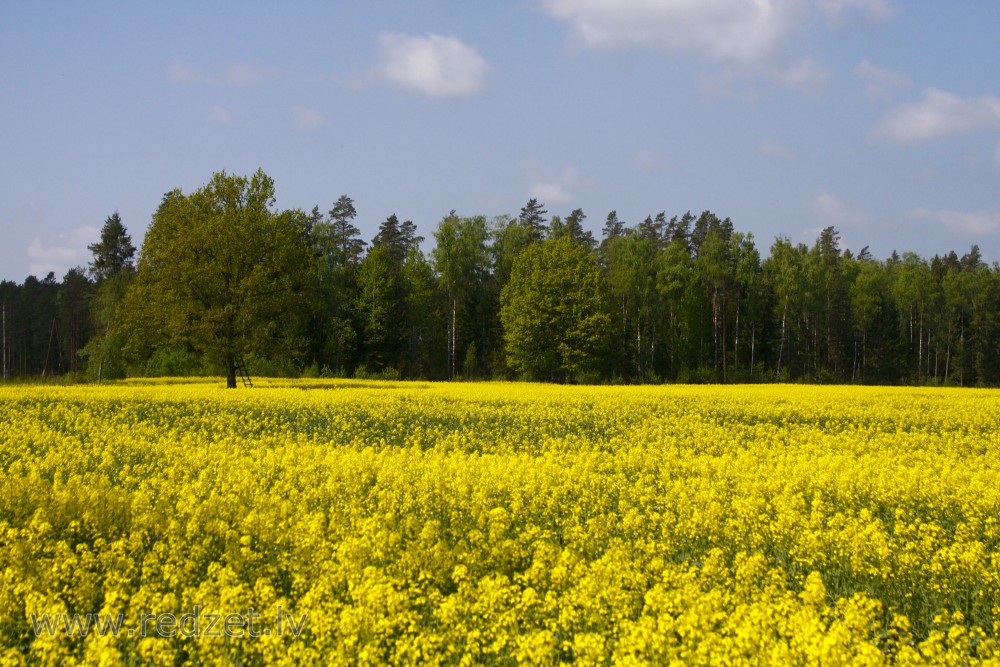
[2,169,998,387]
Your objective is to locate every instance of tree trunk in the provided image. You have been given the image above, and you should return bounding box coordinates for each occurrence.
[636,319,642,378]
[960,314,965,387]
[734,304,740,376]
[42,318,55,378]
[226,358,237,389]
[852,332,858,384]
[721,291,727,383]
[776,300,787,378]
[451,296,457,379]
[862,329,867,381]
[918,312,923,383]
[945,339,950,383]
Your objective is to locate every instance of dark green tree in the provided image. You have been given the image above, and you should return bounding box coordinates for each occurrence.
[311,195,366,374]
[80,212,136,380]
[607,230,658,379]
[563,208,596,250]
[325,195,366,267]
[57,267,94,375]
[656,239,694,377]
[849,256,886,383]
[764,238,808,379]
[518,198,548,242]
[87,212,136,282]
[374,214,422,264]
[730,232,765,378]
[355,245,404,373]
[696,229,733,380]
[601,210,625,244]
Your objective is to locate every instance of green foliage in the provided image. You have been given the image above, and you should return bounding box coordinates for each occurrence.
[462,341,478,379]
[354,362,400,381]
[8,171,1000,388]
[120,169,317,387]
[355,245,403,371]
[433,213,491,379]
[518,198,548,242]
[87,212,136,282]
[501,236,612,381]
[141,346,206,377]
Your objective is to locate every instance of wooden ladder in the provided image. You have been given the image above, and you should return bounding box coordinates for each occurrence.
[235,355,253,388]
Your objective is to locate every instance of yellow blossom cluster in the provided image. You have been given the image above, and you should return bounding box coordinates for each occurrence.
[1,380,998,665]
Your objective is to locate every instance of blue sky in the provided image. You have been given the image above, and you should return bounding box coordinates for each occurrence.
[2,1,999,280]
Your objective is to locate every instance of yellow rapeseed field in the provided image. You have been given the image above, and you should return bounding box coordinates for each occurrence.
[1,379,999,665]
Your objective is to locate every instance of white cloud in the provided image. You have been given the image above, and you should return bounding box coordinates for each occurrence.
[223,63,270,87]
[539,0,808,63]
[168,61,271,87]
[698,59,830,97]
[911,208,1000,236]
[168,61,211,85]
[855,59,909,101]
[541,1,837,95]
[814,193,867,228]
[378,32,489,97]
[816,0,895,27]
[759,140,796,162]
[291,106,325,131]
[531,183,574,206]
[207,106,233,125]
[873,88,1000,145]
[528,163,581,206]
[27,226,99,278]
[766,58,831,94]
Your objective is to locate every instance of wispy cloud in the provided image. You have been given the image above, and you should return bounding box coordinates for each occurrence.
[291,106,325,131]
[27,226,99,278]
[168,61,272,87]
[816,0,896,27]
[855,59,909,101]
[766,58,831,95]
[759,140,796,162]
[814,193,867,228]
[528,162,581,206]
[539,0,807,63]
[872,88,1000,145]
[539,1,843,95]
[378,32,489,97]
[911,208,1000,236]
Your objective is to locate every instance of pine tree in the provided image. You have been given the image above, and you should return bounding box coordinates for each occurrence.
[87,212,136,282]
[519,198,548,242]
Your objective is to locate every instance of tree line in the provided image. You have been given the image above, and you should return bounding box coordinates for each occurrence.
[3,169,998,387]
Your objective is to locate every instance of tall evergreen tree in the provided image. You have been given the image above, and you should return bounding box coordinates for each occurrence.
[309,195,367,374]
[81,212,136,380]
[87,212,136,282]
[518,198,548,242]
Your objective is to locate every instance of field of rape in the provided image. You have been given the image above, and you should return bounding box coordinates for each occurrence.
[1,379,999,665]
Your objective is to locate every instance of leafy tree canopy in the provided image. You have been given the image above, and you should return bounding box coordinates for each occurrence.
[121,169,316,387]
[500,236,611,381]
